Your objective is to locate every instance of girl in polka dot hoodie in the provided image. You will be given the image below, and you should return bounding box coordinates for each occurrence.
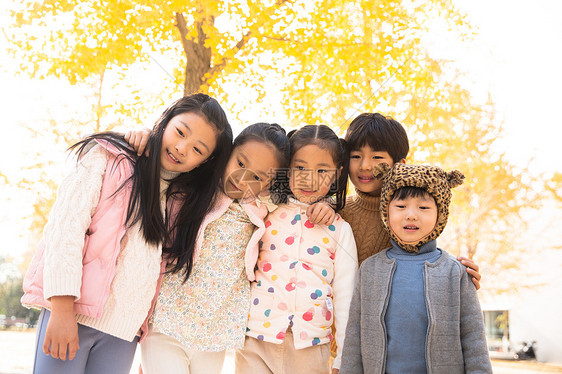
[236,125,358,374]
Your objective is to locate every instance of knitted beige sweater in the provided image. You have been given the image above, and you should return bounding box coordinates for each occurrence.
[340,190,391,265]
[41,145,176,341]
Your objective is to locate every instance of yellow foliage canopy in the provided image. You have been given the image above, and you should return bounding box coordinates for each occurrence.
[6,0,543,292]
[9,0,472,125]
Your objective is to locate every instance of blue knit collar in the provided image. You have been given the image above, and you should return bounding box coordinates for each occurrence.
[390,239,438,256]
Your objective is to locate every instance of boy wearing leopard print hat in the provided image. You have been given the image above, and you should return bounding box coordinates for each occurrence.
[339,163,492,374]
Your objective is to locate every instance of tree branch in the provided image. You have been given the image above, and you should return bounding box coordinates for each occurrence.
[175,12,190,56]
[205,30,252,81]
[175,11,212,95]
[204,0,293,83]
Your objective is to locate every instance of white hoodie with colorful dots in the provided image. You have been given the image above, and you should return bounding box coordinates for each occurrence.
[246,198,358,369]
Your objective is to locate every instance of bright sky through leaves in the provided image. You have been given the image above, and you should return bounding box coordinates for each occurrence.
[0,0,560,265]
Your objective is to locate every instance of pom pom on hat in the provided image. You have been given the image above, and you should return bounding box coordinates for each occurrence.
[372,163,392,181]
[447,170,465,188]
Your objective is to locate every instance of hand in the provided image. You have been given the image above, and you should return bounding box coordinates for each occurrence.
[458,256,481,290]
[332,369,339,374]
[44,296,80,361]
[306,201,336,225]
[124,128,151,157]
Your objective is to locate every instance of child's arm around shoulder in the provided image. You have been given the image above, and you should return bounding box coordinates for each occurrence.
[124,128,151,156]
[458,256,482,290]
[331,222,359,370]
[306,200,336,225]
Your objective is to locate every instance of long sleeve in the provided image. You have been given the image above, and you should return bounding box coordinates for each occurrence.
[339,264,364,373]
[459,265,493,373]
[42,145,108,301]
[331,222,359,369]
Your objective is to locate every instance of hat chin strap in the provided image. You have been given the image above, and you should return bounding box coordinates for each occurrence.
[389,232,424,253]
[389,226,437,253]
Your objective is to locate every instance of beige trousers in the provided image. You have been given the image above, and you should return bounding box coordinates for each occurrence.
[140,330,225,374]
[235,329,330,374]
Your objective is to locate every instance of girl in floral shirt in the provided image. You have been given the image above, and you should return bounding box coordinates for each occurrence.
[236,125,358,374]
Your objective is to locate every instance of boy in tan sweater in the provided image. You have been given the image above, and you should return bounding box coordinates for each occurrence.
[339,112,481,280]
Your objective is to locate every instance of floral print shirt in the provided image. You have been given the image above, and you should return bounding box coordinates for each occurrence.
[150,200,255,351]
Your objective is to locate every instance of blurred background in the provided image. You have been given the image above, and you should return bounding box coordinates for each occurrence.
[1,0,561,372]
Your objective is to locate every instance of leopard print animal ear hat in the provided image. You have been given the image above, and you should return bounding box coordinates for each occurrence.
[373,163,465,252]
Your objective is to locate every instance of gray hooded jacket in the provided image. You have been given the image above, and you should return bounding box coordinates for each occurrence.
[339,247,492,374]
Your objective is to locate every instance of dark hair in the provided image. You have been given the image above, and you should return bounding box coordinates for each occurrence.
[391,186,433,202]
[160,95,233,281]
[70,94,233,272]
[345,113,409,163]
[272,125,349,211]
[233,121,290,170]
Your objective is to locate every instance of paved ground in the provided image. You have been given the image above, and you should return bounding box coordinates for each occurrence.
[1,330,562,374]
[0,330,35,374]
[492,359,562,374]
[0,330,233,374]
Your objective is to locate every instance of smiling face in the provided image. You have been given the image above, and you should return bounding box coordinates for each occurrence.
[289,144,340,205]
[223,141,280,200]
[160,112,218,173]
[388,193,438,245]
[349,145,397,196]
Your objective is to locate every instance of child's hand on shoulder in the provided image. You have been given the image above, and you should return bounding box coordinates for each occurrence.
[124,128,151,156]
[458,256,481,290]
[306,201,336,225]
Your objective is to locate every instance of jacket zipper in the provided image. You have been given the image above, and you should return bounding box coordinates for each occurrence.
[380,260,396,374]
[424,264,433,373]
